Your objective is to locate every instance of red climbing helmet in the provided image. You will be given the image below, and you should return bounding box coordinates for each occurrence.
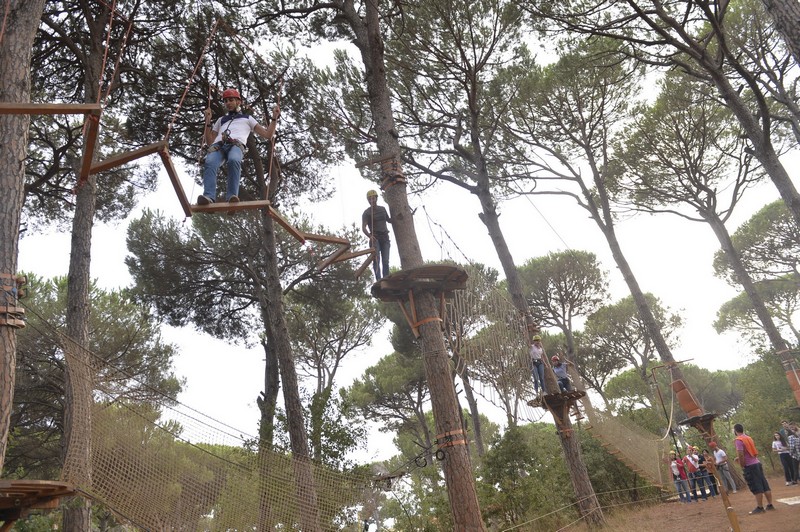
[222,88,241,100]
[551,355,560,362]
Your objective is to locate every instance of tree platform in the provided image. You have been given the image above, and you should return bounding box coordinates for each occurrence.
[0,480,75,529]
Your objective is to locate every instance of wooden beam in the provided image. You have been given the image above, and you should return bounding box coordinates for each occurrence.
[316,244,351,271]
[268,207,306,243]
[302,232,350,246]
[78,115,101,183]
[332,247,375,263]
[0,102,101,116]
[89,141,167,175]
[158,148,193,218]
[190,200,272,214]
[355,252,375,279]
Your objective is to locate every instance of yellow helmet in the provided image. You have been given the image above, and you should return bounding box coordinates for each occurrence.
[532,335,542,341]
[367,189,378,198]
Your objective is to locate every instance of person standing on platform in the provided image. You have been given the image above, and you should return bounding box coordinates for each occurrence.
[198,88,280,205]
[362,190,393,280]
[530,335,545,396]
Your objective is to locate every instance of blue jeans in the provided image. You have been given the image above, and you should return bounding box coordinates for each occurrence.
[531,360,545,393]
[674,478,691,503]
[202,143,244,201]
[372,237,390,279]
[689,471,708,500]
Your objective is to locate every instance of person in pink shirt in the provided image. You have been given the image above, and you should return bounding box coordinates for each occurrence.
[734,423,775,514]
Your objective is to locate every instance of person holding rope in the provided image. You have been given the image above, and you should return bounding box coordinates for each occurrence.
[198,88,280,205]
[361,190,393,280]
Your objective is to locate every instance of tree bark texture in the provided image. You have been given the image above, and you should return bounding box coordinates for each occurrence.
[61,11,111,528]
[762,0,800,66]
[259,213,322,531]
[342,0,486,528]
[60,164,96,532]
[251,135,322,530]
[0,0,47,475]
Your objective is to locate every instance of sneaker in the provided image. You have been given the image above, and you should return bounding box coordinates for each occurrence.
[786,482,791,486]
[197,195,214,205]
[227,195,240,203]
[749,506,765,514]
[766,504,775,511]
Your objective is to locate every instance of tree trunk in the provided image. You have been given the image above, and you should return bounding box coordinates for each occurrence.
[258,337,280,447]
[250,135,321,529]
[60,9,111,528]
[0,0,47,474]
[259,212,321,530]
[454,354,485,456]
[762,0,800,66]
[60,160,96,532]
[705,214,796,399]
[342,1,486,528]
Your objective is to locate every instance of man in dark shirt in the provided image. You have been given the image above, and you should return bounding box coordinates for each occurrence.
[361,190,393,280]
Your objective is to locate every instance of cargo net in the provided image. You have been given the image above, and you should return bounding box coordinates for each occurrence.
[444,267,545,425]
[39,329,374,530]
[84,397,372,530]
[576,378,672,488]
[444,266,670,487]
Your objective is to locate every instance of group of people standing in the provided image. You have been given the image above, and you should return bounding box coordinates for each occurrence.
[670,423,779,515]
[773,419,800,486]
[669,446,720,503]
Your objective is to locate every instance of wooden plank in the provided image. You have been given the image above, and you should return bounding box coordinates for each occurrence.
[268,207,306,243]
[302,232,350,246]
[89,141,167,175]
[316,244,351,271]
[190,200,272,214]
[0,102,101,115]
[331,247,374,263]
[355,253,375,279]
[159,148,193,218]
[78,114,101,183]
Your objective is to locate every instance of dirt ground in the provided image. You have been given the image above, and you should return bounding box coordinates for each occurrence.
[591,472,800,531]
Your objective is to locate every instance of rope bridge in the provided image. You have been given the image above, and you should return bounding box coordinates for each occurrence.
[445,266,670,487]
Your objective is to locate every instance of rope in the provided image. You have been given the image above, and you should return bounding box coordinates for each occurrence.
[521,193,572,250]
[164,17,220,142]
[94,0,117,105]
[265,77,284,198]
[101,17,134,106]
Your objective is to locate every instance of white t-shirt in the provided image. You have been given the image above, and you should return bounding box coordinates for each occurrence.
[211,113,259,145]
[530,343,544,362]
[713,448,728,465]
[773,440,790,454]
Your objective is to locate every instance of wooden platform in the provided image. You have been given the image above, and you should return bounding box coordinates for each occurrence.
[528,389,586,408]
[543,389,586,406]
[371,264,468,302]
[0,480,75,524]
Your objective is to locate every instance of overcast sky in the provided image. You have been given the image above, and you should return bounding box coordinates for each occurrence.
[17,148,789,463]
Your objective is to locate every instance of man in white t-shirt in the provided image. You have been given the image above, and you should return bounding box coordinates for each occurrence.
[711,441,737,494]
[198,88,280,204]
